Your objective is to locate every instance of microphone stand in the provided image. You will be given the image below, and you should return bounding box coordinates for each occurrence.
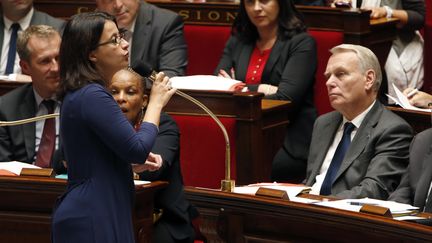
[0,113,59,126]
[147,71,235,192]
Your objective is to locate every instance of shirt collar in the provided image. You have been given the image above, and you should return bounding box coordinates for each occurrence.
[342,100,376,129]
[33,88,57,109]
[3,7,34,31]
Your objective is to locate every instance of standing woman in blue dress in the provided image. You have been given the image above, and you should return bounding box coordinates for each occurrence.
[52,12,176,242]
[215,0,318,183]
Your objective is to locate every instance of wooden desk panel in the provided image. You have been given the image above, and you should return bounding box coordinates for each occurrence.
[0,80,30,96]
[165,90,290,185]
[0,176,167,243]
[387,106,431,134]
[185,187,432,242]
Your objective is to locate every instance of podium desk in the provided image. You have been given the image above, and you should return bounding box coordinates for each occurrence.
[165,90,290,187]
[387,106,431,134]
[0,176,167,243]
[185,187,432,242]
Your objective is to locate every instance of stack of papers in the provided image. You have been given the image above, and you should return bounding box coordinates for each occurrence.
[386,83,431,112]
[170,75,242,91]
[315,198,418,216]
[0,161,41,175]
[234,182,317,203]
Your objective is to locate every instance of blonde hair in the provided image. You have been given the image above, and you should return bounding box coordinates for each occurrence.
[330,44,382,91]
[17,25,60,62]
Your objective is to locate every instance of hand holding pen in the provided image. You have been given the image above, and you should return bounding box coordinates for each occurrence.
[403,88,432,109]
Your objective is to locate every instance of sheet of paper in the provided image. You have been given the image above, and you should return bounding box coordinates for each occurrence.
[170,75,241,91]
[388,83,432,112]
[134,180,151,186]
[0,161,40,175]
[393,215,426,221]
[315,198,419,214]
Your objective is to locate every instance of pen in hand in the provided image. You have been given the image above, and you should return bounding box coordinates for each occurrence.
[406,88,418,98]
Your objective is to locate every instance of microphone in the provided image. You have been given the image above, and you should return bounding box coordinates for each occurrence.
[131,61,235,192]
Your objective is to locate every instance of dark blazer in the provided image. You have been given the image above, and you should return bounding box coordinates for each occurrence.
[131,2,187,78]
[139,113,194,242]
[305,101,413,199]
[215,32,317,182]
[0,84,64,174]
[388,128,432,211]
[0,9,65,66]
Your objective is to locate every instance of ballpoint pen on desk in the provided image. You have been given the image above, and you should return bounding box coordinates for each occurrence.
[349,202,378,206]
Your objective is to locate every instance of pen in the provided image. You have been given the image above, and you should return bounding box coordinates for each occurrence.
[349,202,378,206]
[406,88,418,98]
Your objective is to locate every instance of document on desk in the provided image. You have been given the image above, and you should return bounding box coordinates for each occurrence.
[386,83,432,112]
[234,183,317,203]
[170,75,242,91]
[316,198,418,214]
[0,161,40,175]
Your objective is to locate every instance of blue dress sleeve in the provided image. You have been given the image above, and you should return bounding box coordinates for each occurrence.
[80,84,158,163]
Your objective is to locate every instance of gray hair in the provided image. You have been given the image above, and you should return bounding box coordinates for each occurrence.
[17,25,60,62]
[330,44,382,91]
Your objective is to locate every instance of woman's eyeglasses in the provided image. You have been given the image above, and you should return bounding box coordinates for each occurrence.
[96,31,126,47]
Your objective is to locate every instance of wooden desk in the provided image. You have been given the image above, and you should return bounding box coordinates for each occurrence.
[0,176,167,243]
[185,187,432,242]
[165,90,290,186]
[387,106,431,134]
[0,80,30,96]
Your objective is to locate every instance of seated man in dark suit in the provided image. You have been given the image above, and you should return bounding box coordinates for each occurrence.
[0,0,64,75]
[388,128,432,211]
[0,25,64,174]
[305,44,413,199]
[95,0,187,77]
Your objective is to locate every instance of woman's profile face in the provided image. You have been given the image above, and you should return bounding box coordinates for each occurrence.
[244,0,280,31]
[109,70,147,124]
[89,20,130,81]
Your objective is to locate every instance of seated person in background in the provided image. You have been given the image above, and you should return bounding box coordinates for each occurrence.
[0,25,65,174]
[305,44,413,199]
[403,88,432,109]
[109,68,195,243]
[95,0,187,77]
[388,128,432,211]
[333,0,425,103]
[1,0,64,75]
[215,0,317,183]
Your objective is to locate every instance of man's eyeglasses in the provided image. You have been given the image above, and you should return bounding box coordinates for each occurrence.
[96,31,126,48]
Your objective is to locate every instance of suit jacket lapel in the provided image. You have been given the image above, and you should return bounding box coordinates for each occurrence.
[334,102,382,181]
[261,39,283,83]
[20,87,36,161]
[131,3,152,63]
[0,16,4,59]
[413,148,432,209]
[308,113,342,184]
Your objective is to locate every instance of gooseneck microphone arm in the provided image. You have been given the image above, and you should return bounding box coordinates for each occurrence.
[0,113,59,127]
[136,63,235,192]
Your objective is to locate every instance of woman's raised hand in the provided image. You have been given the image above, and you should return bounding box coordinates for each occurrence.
[149,72,177,108]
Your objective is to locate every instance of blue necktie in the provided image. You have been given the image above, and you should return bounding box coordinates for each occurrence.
[320,122,355,195]
[5,23,20,75]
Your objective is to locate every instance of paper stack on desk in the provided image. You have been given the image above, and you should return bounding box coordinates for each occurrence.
[0,161,40,176]
[170,75,242,91]
[315,198,418,215]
